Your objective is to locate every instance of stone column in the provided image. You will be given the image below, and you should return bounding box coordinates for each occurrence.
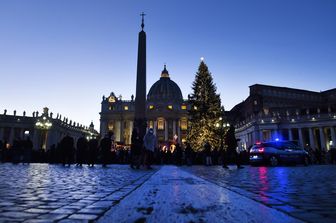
[330,127,336,147]
[253,130,259,143]
[164,120,168,141]
[9,128,14,144]
[177,120,181,144]
[115,121,121,142]
[153,121,157,135]
[129,120,133,144]
[0,127,4,141]
[173,120,176,137]
[298,128,304,147]
[100,121,107,138]
[120,120,124,143]
[319,127,326,151]
[20,128,24,139]
[259,130,263,142]
[309,128,315,149]
[32,129,39,150]
[288,129,293,141]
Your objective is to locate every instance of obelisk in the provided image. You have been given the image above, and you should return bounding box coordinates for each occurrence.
[134,13,147,139]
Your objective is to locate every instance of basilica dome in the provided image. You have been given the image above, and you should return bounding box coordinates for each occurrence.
[147,65,183,103]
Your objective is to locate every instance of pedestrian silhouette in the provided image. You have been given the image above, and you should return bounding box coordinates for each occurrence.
[143,128,157,169]
[60,134,74,166]
[222,125,243,169]
[76,135,88,166]
[88,137,99,167]
[100,132,113,167]
[130,128,142,169]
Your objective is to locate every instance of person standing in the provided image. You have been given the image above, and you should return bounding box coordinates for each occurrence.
[204,141,212,166]
[100,132,112,167]
[222,125,243,169]
[130,128,142,169]
[143,128,157,169]
[88,137,99,167]
[76,135,88,166]
[184,143,193,166]
[22,137,33,164]
[60,134,75,166]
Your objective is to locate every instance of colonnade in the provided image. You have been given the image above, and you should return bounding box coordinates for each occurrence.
[103,118,185,145]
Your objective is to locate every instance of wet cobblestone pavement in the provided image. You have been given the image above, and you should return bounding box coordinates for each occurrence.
[0,163,156,222]
[0,164,335,222]
[182,165,336,223]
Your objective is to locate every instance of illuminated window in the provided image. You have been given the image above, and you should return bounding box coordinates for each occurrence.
[168,105,173,110]
[108,96,116,103]
[149,120,154,129]
[149,105,154,110]
[181,105,187,110]
[180,118,188,130]
[124,106,129,110]
[108,121,114,131]
[157,118,165,130]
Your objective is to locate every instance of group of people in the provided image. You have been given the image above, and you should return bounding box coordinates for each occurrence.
[4,128,335,167]
[0,137,33,163]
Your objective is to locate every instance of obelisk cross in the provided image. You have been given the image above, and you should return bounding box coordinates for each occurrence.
[140,12,146,30]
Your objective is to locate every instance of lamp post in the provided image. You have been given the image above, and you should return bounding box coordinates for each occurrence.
[35,111,52,151]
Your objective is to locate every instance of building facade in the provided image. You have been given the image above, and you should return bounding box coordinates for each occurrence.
[230,84,336,151]
[100,66,189,145]
[0,107,98,150]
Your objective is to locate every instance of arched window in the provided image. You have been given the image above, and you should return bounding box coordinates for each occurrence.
[157,118,165,130]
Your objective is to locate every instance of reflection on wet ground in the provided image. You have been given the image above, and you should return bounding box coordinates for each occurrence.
[183,165,336,223]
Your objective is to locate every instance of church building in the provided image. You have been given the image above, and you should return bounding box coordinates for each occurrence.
[99,65,189,145]
[100,17,189,146]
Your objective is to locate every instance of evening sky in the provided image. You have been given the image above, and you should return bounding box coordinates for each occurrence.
[0,0,335,129]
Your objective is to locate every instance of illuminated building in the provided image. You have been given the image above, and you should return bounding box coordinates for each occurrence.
[0,107,98,150]
[230,84,336,151]
[100,65,189,145]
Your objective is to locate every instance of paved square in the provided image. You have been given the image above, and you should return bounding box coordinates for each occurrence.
[0,163,335,222]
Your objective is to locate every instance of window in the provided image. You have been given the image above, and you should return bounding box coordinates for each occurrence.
[181,105,187,110]
[167,105,173,110]
[180,118,188,130]
[124,106,129,110]
[149,120,154,129]
[158,118,165,130]
[108,96,116,103]
[108,121,114,131]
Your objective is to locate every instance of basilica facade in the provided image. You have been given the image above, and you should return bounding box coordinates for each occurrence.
[100,66,189,145]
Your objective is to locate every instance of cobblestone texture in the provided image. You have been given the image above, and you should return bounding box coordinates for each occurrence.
[182,165,336,223]
[1,163,335,222]
[0,163,156,222]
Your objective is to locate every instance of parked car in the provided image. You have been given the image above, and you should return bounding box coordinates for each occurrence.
[249,141,310,166]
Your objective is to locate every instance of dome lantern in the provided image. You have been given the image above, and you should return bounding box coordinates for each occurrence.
[161,64,170,78]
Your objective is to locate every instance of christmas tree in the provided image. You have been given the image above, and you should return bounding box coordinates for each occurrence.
[187,60,222,151]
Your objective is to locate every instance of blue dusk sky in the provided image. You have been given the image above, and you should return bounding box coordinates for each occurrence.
[0,0,335,129]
